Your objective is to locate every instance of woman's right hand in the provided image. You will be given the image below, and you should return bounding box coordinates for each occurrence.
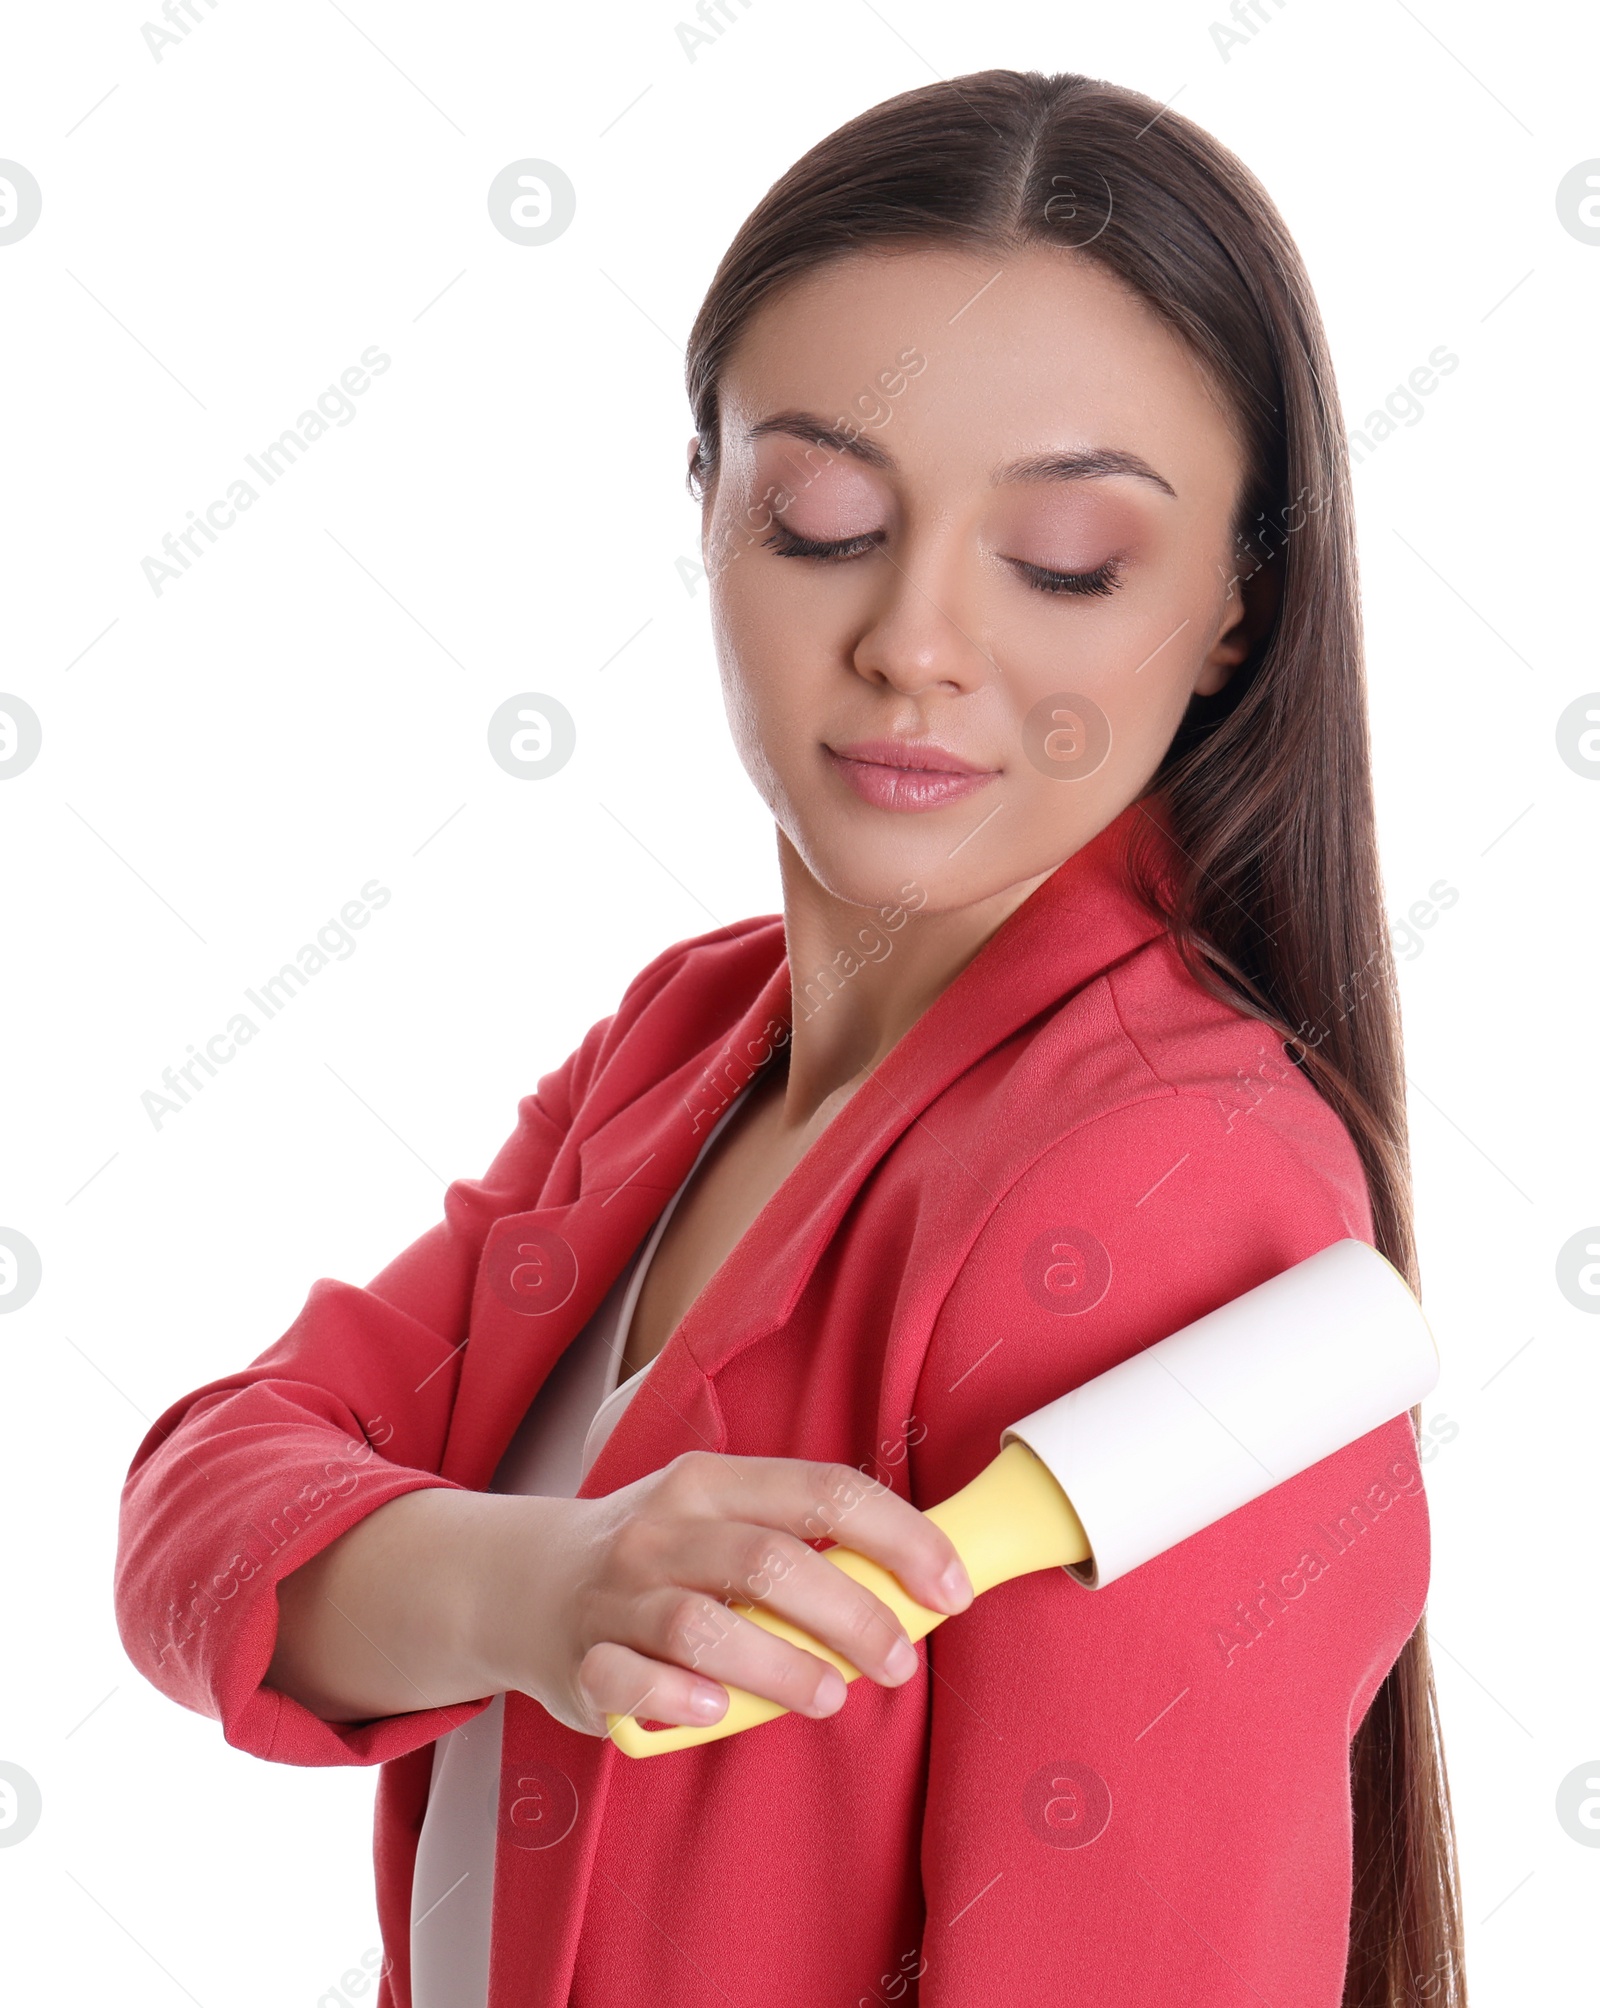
[475,1451,975,1737]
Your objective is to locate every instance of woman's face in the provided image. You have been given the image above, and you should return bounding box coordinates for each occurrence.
[699,241,1270,915]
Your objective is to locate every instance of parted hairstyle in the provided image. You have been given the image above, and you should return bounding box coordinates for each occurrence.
[682,68,1465,2008]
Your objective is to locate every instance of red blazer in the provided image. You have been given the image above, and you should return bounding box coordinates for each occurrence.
[114,797,1428,2007]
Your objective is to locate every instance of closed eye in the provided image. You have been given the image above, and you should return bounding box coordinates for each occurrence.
[761,524,1124,599]
[761,525,879,562]
[1005,556,1124,599]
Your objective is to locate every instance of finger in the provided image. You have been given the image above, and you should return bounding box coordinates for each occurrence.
[573,1638,735,1738]
[660,1452,974,1615]
[645,1517,928,1690]
[619,1569,903,1721]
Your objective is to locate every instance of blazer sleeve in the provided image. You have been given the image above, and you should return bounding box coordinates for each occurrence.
[112,1010,618,1772]
[912,1085,1430,2008]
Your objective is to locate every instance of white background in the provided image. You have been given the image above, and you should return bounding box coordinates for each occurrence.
[1,1,1594,2000]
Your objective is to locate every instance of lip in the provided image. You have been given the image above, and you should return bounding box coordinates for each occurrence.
[823,737,1000,814]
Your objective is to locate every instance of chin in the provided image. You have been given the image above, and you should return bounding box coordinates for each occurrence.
[779,817,1029,919]
[783,826,925,909]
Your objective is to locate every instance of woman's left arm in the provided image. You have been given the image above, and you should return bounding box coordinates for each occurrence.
[912,1086,1429,2008]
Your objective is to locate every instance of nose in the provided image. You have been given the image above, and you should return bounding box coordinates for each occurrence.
[849,535,996,698]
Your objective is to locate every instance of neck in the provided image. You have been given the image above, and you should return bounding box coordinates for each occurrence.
[772,828,1055,1131]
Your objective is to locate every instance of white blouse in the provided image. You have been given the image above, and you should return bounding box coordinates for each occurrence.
[408,1080,757,2008]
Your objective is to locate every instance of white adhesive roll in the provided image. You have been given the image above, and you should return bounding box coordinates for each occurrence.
[999,1237,1440,1589]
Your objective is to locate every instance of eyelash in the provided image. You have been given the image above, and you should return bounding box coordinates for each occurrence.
[760,524,1124,599]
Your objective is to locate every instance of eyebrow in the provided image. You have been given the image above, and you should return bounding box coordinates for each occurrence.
[744,411,1177,498]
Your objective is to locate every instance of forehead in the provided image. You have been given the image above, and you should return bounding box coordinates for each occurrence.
[717,241,1246,510]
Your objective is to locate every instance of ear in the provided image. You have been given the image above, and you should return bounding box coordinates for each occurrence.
[688,433,713,504]
[1195,542,1285,696]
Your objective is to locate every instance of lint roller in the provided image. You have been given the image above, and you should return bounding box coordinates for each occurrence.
[606,1236,1439,1758]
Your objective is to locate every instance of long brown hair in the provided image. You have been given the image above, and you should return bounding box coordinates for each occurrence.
[683,69,1465,2006]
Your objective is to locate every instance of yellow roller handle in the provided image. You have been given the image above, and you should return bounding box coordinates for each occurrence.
[605,1439,1090,1758]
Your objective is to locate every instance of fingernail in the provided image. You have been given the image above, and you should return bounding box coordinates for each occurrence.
[812,1668,848,1715]
[689,1684,726,1720]
[938,1559,974,1611]
[885,1636,918,1683]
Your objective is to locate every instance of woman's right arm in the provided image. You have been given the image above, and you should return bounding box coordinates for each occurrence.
[266,1451,975,1733]
[264,1487,514,1723]
[114,997,624,1769]
[119,914,971,1753]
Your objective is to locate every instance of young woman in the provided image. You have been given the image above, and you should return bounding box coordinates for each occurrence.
[115,69,1465,2008]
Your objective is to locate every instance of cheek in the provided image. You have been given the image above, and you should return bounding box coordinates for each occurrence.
[713,561,805,685]
[711,634,781,804]
[997,594,1188,710]
[710,577,819,760]
[998,586,1222,784]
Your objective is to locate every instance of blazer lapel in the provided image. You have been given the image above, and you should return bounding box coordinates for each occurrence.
[439,958,796,1489]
